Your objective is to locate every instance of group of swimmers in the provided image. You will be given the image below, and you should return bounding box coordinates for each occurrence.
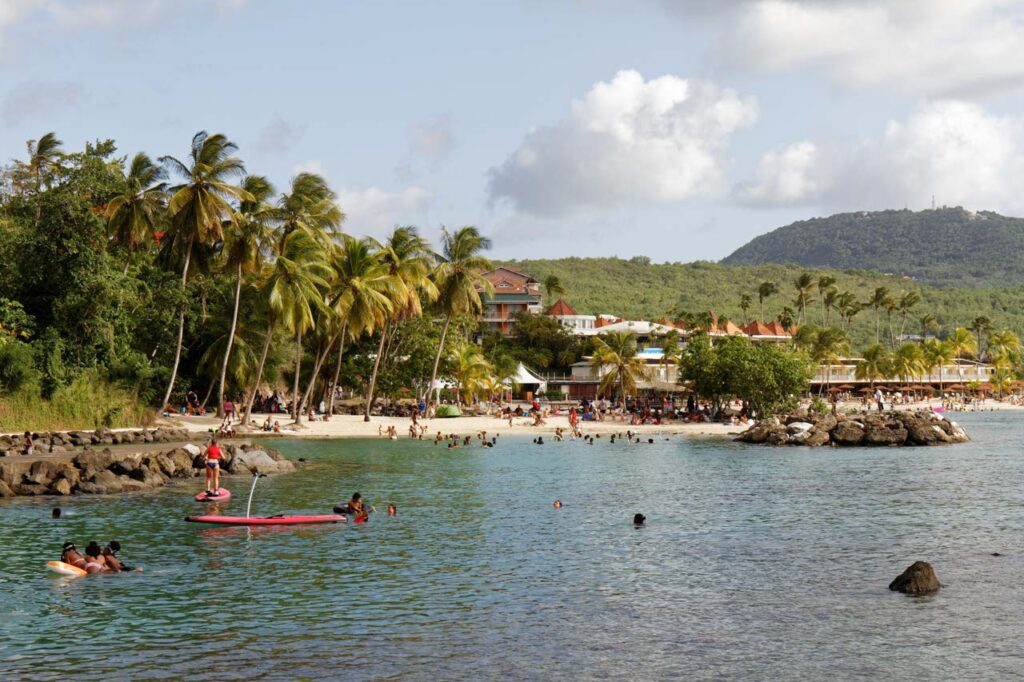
[430,431,497,448]
[59,540,134,574]
[550,498,646,526]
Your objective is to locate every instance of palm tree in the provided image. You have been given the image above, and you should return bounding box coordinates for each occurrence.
[856,343,891,389]
[425,226,493,404]
[948,327,977,361]
[263,230,332,424]
[883,296,898,349]
[821,287,839,327]
[866,287,890,344]
[589,331,652,400]
[835,291,858,332]
[757,281,778,321]
[778,306,796,330]
[542,274,566,306]
[363,227,437,421]
[324,237,397,417]
[817,275,836,324]
[891,343,926,387]
[897,291,921,342]
[274,172,344,247]
[158,131,250,412]
[970,316,993,361]
[659,329,681,384]
[986,329,1021,364]
[921,338,955,392]
[793,272,816,324]
[18,132,64,226]
[811,327,850,394]
[451,342,492,403]
[739,293,752,323]
[216,175,275,418]
[919,313,938,339]
[105,152,167,269]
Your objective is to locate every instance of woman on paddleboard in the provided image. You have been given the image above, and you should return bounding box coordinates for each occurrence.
[205,438,223,495]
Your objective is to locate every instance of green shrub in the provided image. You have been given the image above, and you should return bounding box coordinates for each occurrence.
[0,369,148,432]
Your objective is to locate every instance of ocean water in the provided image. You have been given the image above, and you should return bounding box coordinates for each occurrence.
[1,413,1022,680]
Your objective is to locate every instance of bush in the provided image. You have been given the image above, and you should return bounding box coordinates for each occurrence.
[0,340,39,392]
[0,369,148,432]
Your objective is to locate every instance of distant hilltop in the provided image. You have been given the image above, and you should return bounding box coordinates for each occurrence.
[721,207,1024,288]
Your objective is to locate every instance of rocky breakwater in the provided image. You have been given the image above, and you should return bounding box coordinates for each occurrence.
[0,427,294,497]
[736,410,969,447]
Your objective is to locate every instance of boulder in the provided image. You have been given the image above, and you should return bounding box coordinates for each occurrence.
[0,479,13,497]
[889,561,941,595]
[232,449,295,475]
[26,460,66,487]
[786,421,814,434]
[77,470,126,495]
[831,421,865,446]
[737,419,783,444]
[810,414,838,433]
[182,443,202,456]
[50,478,73,496]
[864,425,908,446]
[12,483,50,496]
[803,428,832,447]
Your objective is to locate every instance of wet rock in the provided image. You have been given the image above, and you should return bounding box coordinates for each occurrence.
[13,482,50,496]
[889,561,941,595]
[232,449,295,475]
[803,428,832,447]
[787,421,814,434]
[77,470,126,495]
[810,413,838,433]
[0,479,13,497]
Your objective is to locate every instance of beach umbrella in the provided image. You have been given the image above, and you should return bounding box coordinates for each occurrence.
[836,384,855,391]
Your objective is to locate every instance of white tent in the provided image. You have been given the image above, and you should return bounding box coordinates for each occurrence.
[512,362,547,393]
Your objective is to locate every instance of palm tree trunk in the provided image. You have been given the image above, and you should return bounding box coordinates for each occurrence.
[200,380,215,411]
[217,263,243,418]
[426,313,452,405]
[299,333,338,416]
[292,328,303,424]
[327,322,348,416]
[759,299,765,322]
[160,235,194,411]
[363,325,389,421]
[874,309,880,344]
[242,321,274,425]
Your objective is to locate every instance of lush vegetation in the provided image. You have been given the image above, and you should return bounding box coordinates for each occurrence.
[0,131,517,431]
[501,257,1024,351]
[721,207,1024,288]
[679,335,813,416]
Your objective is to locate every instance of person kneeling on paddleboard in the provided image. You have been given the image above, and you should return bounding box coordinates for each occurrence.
[205,438,223,495]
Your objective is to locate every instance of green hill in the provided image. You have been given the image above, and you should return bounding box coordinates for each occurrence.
[498,257,1024,350]
[720,207,1024,287]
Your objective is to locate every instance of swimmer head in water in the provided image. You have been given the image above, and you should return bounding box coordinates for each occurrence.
[633,513,646,526]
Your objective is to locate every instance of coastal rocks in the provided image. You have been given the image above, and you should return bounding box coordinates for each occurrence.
[736,409,969,448]
[0,441,292,497]
[889,561,941,595]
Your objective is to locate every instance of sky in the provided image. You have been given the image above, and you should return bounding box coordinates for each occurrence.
[3,0,1024,262]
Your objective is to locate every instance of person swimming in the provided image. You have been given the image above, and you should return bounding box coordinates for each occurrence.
[334,492,364,515]
[82,541,112,573]
[61,541,87,570]
[386,504,397,516]
[633,513,646,526]
[553,500,562,509]
[52,507,61,519]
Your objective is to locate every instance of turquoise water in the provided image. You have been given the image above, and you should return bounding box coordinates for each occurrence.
[1,413,1023,680]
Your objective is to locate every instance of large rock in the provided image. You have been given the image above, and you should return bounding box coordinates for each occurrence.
[182,443,202,456]
[232,449,295,475]
[787,421,814,434]
[0,479,14,497]
[810,413,838,433]
[26,460,66,487]
[889,561,941,595]
[864,425,908,446]
[77,470,126,495]
[831,421,865,446]
[50,478,73,496]
[803,428,832,447]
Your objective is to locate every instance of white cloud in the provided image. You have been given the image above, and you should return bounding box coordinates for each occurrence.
[487,69,758,215]
[1,81,83,124]
[738,100,1024,213]
[410,115,454,159]
[292,159,326,177]
[734,141,818,206]
[336,186,434,238]
[661,0,1024,98]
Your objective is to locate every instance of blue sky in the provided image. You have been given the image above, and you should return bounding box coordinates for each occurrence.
[3,0,1024,261]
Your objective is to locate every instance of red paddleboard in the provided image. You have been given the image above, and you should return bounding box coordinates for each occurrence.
[195,488,231,502]
[185,514,345,526]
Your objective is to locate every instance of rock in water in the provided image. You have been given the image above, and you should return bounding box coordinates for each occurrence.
[889,561,941,595]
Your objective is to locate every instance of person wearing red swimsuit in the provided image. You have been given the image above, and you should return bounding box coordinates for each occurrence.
[205,438,223,494]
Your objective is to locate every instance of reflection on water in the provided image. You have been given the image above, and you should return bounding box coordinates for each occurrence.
[1,413,1023,679]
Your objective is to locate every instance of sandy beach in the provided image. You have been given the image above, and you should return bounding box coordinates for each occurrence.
[167,411,739,440]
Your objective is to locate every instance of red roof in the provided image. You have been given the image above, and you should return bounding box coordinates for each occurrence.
[546,298,577,316]
[595,316,622,328]
[742,321,775,336]
[479,267,540,295]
